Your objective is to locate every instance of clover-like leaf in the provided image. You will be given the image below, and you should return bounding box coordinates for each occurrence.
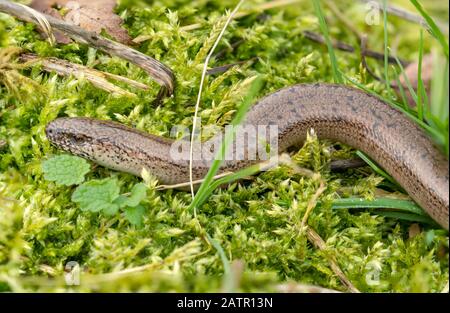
[124,183,147,207]
[42,155,90,186]
[113,183,147,208]
[72,178,120,213]
[124,205,146,226]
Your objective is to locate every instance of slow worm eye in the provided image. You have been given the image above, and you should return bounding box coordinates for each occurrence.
[70,134,87,144]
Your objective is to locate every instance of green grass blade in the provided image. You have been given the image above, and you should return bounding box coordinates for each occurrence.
[417,30,425,120]
[392,66,410,111]
[371,211,438,226]
[431,60,449,120]
[430,55,449,156]
[342,72,446,146]
[188,77,262,280]
[205,232,237,292]
[332,197,427,216]
[416,29,432,125]
[393,48,438,130]
[355,151,401,190]
[189,77,263,211]
[194,163,263,208]
[312,0,343,84]
[393,53,419,109]
[382,0,393,98]
[332,198,440,226]
[410,0,449,58]
[431,56,449,121]
[205,232,231,274]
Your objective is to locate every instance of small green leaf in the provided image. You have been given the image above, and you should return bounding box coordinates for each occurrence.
[42,155,90,186]
[112,183,147,208]
[425,230,435,246]
[103,203,121,216]
[113,195,129,208]
[72,178,121,213]
[124,205,146,226]
[124,183,147,207]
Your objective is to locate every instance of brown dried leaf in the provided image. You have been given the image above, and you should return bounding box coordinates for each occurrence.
[64,0,132,44]
[30,0,71,43]
[30,0,132,45]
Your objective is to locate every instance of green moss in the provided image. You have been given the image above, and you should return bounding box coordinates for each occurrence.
[0,0,448,292]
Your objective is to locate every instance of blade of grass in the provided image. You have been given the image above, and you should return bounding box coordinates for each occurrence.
[392,49,439,133]
[382,0,394,98]
[355,151,402,190]
[371,210,438,226]
[393,51,448,155]
[205,232,231,274]
[193,159,277,208]
[393,53,419,109]
[332,197,427,216]
[431,53,449,122]
[410,0,449,58]
[312,0,343,84]
[189,0,245,199]
[392,66,410,111]
[417,30,425,120]
[188,77,263,211]
[193,166,258,209]
[332,197,439,226]
[187,0,245,283]
[430,53,449,155]
[188,77,261,287]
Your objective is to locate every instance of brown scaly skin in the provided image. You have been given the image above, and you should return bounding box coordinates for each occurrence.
[46,83,449,229]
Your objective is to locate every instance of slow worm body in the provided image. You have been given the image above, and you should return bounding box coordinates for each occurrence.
[46,84,449,229]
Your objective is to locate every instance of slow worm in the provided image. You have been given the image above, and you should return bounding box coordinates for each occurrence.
[45,84,449,229]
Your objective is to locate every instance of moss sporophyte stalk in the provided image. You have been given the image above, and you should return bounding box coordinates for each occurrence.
[0,0,448,292]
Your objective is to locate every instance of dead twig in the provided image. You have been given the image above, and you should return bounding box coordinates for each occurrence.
[206,58,257,75]
[0,47,42,98]
[276,282,341,293]
[278,151,359,293]
[0,0,175,97]
[359,34,399,89]
[210,25,410,67]
[359,34,425,104]
[20,53,149,97]
[324,1,361,39]
[303,30,409,66]
[330,158,367,172]
[306,227,360,293]
[359,0,448,34]
[213,39,246,60]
